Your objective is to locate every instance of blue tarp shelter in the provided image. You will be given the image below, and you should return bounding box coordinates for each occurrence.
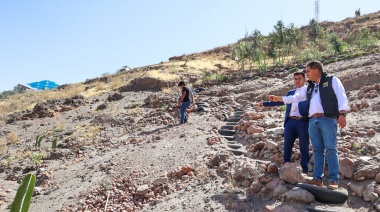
[27,80,60,90]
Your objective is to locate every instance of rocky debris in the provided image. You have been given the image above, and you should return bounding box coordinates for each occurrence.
[284,187,315,204]
[353,165,380,181]
[61,162,202,211]
[279,163,305,184]
[340,157,357,178]
[119,76,176,92]
[363,183,379,203]
[229,157,259,183]
[2,46,380,212]
[6,95,85,123]
[84,76,109,84]
[96,103,107,110]
[90,114,125,126]
[106,93,124,102]
[206,136,221,145]
[143,94,174,108]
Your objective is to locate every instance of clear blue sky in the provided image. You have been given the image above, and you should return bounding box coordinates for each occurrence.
[1,1,379,92]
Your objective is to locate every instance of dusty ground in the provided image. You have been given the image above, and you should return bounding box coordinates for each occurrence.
[1,53,380,212]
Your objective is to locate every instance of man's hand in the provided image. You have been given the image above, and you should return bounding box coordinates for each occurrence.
[177,103,181,108]
[267,95,277,102]
[258,102,264,107]
[338,115,346,128]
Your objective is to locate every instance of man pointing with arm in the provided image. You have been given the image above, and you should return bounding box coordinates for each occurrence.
[259,72,310,174]
[268,60,350,190]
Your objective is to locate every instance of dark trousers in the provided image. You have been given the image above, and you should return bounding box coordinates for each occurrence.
[283,118,310,172]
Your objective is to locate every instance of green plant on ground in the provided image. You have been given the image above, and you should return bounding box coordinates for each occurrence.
[328,33,347,55]
[202,72,228,83]
[30,152,44,166]
[289,67,299,73]
[161,103,169,111]
[279,105,286,111]
[10,173,36,212]
[258,63,269,72]
[216,74,228,82]
[35,135,44,148]
[352,143,360,149]
[52,138,58,150]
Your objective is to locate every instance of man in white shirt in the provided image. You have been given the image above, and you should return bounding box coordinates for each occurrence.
[259,72,310,174]
[268,60,349,190]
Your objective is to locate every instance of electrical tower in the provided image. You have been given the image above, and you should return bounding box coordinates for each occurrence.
[315,0,320,22]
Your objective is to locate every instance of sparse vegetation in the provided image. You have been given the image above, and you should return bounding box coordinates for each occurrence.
[230,17,380,72]
[0,10,379,212]
[7,132,20,144]
[202,72,228,83]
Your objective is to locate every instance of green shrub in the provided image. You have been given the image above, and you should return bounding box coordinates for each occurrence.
[216,74,228,82]
[258,63,269,72]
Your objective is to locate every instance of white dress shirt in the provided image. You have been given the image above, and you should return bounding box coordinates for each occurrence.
[282,76,350,117]
[289,85,307,117]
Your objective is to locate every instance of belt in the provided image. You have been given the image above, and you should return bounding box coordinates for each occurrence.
[311,113,324,118]
[289,116,302,120]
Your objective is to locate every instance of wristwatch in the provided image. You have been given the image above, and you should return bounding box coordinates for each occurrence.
[339,113,346,117]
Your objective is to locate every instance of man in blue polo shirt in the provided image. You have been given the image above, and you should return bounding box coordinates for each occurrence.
[259,72,310,174]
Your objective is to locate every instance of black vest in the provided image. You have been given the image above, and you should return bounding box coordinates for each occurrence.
[306,73,339,118]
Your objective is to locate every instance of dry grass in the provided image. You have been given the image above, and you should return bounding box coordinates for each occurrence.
[161,87,173,94]
[0,85,86,116]
[7,132,20,144]
[74,125,101,140]
[146,70,179,81]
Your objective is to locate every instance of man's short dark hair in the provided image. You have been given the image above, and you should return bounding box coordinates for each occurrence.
[306,60,323,73]
[178,81,185,86]
[294,72,305,78]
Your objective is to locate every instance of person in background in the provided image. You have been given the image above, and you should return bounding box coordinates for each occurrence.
[177,81,195,124]
[259,72,310,174]
[267,60,349,190]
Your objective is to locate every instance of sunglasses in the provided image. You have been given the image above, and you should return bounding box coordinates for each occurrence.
[314,86,319,93]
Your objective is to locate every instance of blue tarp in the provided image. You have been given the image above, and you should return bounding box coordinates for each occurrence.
[27,80,60,90]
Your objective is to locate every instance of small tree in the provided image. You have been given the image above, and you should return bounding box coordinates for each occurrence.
[231,33,254,71]
[251,29,267,68]
[308,19,324,43]
[273,20,287,63]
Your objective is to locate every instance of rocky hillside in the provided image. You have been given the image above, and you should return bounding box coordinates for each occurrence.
[1,11,380,212]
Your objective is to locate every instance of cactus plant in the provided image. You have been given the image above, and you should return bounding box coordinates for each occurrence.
[10,173,36,212]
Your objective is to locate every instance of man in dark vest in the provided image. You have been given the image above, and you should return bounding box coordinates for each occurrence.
[259,72,310,174]
[268,60,349,190]
[177,81,195,124]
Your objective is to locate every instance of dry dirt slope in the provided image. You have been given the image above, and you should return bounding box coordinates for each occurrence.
[0,53,379,212]
[1,11,380,212]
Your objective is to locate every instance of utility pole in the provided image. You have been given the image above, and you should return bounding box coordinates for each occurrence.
[315,0,320,22]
